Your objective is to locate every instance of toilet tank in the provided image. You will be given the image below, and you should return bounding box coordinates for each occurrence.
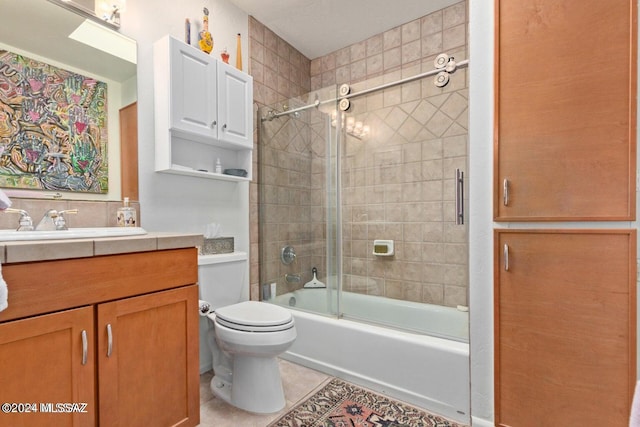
[197,252,249,310]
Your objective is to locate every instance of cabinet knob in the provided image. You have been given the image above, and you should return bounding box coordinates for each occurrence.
[211,121,217,128]
[222,124,227,131]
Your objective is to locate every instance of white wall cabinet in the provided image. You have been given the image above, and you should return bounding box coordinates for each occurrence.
[154,35,253,181]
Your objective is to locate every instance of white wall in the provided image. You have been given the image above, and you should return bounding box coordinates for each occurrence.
[468,0,495,424]
[119,0,250,251]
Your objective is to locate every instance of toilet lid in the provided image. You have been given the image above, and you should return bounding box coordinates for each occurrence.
[215,301,294,332]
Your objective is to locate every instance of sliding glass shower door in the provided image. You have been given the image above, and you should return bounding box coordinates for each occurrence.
[259,66,469,340]
[258,87,339,317]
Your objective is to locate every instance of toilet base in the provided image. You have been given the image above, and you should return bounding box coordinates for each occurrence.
[210,355,286,414]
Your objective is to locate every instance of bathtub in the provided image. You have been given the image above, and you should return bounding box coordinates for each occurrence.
[271,288,470,424]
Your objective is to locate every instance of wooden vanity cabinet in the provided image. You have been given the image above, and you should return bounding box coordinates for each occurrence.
[0,248,199,427]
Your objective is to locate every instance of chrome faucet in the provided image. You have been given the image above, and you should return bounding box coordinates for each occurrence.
[35,209,78,231]
[35,209,59,231]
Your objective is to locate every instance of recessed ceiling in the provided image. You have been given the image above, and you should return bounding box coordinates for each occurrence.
[227,0,461,59]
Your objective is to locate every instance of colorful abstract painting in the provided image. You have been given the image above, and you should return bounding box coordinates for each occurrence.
[0,50,108,193]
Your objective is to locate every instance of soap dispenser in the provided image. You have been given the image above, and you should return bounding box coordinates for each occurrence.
[117,197,137,227]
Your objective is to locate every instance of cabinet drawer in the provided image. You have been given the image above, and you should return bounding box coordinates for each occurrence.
[0,248,197,322]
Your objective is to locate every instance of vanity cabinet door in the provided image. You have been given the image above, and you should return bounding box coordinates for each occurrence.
[168,37,218,139]
[0,306,96,427]
[216,60,253,148]
[97,285,199,427]
[494,0,636,221]
[494,230,636,426]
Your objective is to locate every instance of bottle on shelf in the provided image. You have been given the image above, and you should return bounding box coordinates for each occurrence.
[235,33,242,70]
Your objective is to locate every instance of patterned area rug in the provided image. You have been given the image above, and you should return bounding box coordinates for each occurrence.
[268,378,466,427]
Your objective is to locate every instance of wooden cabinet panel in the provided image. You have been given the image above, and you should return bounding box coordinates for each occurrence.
[97,285,199,427]
[120,102,139,202]
[0,306,96,427]
[0,248,198,323]
[494,230,636,426]
[494,0,637,220]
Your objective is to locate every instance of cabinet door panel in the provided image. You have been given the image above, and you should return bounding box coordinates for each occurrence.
[97,285,199,427]
[495,0,637,220]
[217,61,253,148]
[170,40,217,137]
[494,230,636,426]
[0,306,95,427]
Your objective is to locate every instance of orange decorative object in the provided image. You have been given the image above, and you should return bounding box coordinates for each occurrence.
[221,48,229,64]
[198,8,213,54]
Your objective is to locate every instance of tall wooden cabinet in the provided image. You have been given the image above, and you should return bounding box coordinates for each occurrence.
[495,0,637,221]
[494,0,638,426]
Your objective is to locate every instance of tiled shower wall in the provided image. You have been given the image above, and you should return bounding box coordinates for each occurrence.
[313,2,469,307]
[249,1,468,307]
[248,17,312,299]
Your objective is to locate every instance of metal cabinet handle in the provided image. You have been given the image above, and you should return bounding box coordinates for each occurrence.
[222,124,227,131]
[503,243,510,271]
[211,120,217,128]
[106,324,113,357]
[455,168,464,225]
[503,178,510,206]
[81,330,88,365]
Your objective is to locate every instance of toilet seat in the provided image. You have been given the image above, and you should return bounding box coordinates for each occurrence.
[215,301,294,333]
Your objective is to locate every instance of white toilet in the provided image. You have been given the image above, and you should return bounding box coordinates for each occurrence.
[198,254,296,414]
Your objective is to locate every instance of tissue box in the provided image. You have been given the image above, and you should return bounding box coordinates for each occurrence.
[200,237,234,255]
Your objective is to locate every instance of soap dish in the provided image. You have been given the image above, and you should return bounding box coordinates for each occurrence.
[223,169,248,177]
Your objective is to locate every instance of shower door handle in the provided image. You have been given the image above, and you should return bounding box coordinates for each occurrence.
[455,169,464,225]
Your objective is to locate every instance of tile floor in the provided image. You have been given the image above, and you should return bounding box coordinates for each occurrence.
[198,359,331,426]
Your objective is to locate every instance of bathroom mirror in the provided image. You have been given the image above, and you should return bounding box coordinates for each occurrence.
[0,0,137,200]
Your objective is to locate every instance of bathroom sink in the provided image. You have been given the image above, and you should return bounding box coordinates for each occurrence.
[0,227,147,241]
